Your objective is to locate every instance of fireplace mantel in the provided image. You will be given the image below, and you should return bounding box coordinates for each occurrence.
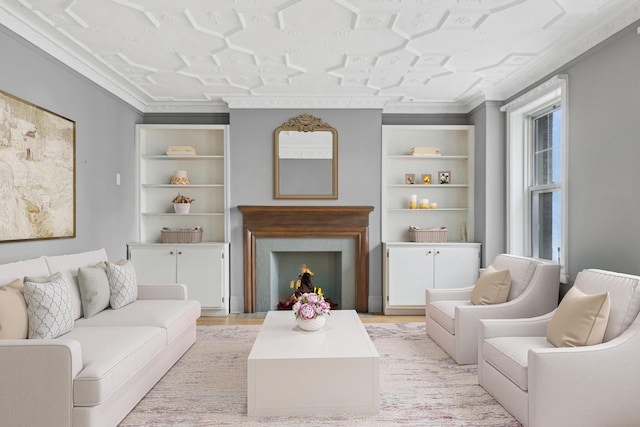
[238,205,374,313]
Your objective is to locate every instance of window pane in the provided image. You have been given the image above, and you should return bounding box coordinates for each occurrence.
[532,190,562,262]
[533,109,562,185]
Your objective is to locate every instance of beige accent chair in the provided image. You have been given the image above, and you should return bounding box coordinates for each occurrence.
[426,254,560,364]
[478,269,640,427]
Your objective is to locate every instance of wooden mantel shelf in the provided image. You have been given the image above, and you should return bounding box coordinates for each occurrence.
[238,205,374,313]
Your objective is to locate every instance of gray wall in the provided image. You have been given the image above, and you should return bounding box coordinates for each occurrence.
[229,109,382,312]
[0,26,142,263]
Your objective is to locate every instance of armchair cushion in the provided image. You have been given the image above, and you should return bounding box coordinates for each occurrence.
[546,286,610,347]
[429,300,472,334]
[471,266,512,305]
[483,336,552,391]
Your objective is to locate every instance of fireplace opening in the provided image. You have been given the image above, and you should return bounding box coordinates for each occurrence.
[274,251,342,309]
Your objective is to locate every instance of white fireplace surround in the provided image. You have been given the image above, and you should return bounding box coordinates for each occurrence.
[256,237,356,312]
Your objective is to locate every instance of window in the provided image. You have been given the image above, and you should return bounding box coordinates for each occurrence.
[504,75,568,282]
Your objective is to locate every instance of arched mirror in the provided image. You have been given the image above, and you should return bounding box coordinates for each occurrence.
[274,114,338,199]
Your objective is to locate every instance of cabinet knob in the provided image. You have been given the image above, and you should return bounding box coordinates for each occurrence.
[436,250,441,255]
[169,251,174,255]
[427,250,432,255]
[178,251,182,255]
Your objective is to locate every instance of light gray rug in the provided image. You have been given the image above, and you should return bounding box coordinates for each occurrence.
[119,323,521,426]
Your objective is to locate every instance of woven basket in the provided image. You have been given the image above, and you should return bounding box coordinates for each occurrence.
[408,226,448,243]
[161,227,203,243]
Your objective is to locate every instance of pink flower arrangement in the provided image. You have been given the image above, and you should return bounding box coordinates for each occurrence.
[292,292,331,320]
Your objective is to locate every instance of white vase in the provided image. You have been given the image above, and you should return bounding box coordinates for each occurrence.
[174,203,190,214]
[296,315,326,331]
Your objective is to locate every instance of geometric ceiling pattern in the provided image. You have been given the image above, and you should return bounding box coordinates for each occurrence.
[1,0,639,113]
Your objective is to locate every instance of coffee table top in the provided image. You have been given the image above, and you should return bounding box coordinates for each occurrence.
[248,310,379,360]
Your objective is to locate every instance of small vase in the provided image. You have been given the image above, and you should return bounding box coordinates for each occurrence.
[296,315,326,331]
[173,203,190,214]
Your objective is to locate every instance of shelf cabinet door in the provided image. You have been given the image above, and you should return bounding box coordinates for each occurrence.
[129,246,177,284]
[433,246,480,289]
[386,246,434,306]
[176,246,225,309]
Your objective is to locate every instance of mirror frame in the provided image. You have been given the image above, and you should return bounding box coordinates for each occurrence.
[274,114,338,199]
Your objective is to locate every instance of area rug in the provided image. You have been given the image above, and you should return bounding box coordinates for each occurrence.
[119,323,521,426]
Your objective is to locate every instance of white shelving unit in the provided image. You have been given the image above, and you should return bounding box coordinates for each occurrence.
[128,124,230,316]
[382,125,480,315]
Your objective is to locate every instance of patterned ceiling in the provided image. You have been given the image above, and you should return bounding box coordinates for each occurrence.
[1,0,639,113]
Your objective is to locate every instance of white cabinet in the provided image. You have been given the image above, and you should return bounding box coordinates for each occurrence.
[128,243,229,316]
[383,243,480,315]
[382,125,475,242]
[132,124,230,316]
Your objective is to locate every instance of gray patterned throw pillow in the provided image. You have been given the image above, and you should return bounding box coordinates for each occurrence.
[106,260,138,309]
[23,272,74,339]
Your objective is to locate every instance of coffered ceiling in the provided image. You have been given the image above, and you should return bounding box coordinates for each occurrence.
[1,0,639,113]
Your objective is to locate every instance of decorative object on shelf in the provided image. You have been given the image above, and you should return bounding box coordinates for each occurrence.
[165,145,197,156]
[277,264,338,311]
[170,170,190,185]
[459,223,468,242]
[422,174,431,185]
[430,202,438,209]
[405,173,416,184]
[420,198,430,209]
[160,226,203,243]
[438,171,451,184]
[408,226,448,243]
[172,193,194,214]
[293,291,332,332]
[409,194,417,209]
[409,147,441,156]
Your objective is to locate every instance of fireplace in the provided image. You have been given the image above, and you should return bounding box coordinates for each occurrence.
[238,205,374,313]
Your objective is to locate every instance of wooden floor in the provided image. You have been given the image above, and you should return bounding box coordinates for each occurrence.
[198,313,425,326]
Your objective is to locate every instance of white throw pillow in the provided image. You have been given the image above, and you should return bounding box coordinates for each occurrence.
[0,279,28,339]
[77,262,111,318]
[470,266,512,305]
[23,273,74,339]
[547,286,610,347]
[106,260,138,309]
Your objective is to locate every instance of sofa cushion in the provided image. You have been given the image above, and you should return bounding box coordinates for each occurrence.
[0,279,28,339]
[45,249,109,320]
[74,299,201,344]
[77,263,110,318]
[23,273,74,339]
[105,260,138,309]
[429,300,472,335]
[67,326,166,406]
[491,255,538,301]
[471,266,512,305]
[482,336,553,391]
[0,256,49,287]
[573,269,640,342]
[546,286,610,347]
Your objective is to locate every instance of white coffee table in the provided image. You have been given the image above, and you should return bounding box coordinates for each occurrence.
[247,310,379,416]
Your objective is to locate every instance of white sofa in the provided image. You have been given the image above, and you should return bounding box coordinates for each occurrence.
[478,269,640,427]
[426,254,560,364]
[0,248,201,427]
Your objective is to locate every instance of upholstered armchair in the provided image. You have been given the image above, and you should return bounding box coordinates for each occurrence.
[478,269,640,427]
[426,254,560,364]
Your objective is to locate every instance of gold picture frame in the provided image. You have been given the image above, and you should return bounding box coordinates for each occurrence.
[422,174,431,185]
[0,90,76,242]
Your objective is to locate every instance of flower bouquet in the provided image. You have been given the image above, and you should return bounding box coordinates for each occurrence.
[293,292,331,331]
[172,193,194,214]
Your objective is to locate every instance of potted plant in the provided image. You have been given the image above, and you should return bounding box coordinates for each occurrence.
[172,193,194,214]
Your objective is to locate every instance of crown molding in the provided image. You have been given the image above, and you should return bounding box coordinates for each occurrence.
[223,96,389,110]
[143,101,230,114]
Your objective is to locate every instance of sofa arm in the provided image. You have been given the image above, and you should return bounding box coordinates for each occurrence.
[137,283,188,300]
[0,338,82,426]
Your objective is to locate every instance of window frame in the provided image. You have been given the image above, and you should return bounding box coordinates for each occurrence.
[503,75,569,282]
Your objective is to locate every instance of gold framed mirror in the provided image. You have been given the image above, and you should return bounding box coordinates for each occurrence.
[274,114,338,199]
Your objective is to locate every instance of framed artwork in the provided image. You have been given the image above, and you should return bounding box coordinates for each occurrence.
[422,174,431,185]
[0,90,76,242]
[438,170,451,184]
[405,173,416,184]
